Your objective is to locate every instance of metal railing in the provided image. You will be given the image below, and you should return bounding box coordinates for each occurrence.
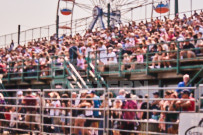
[87,38,203,85]
[0,86,202,134]
[0,8,202,49]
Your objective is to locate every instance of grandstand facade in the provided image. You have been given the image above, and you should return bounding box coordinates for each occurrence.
[0,2,202,135]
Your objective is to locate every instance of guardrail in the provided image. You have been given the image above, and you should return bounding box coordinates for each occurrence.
[87,38,203,86]
[0,8,202,49]
[0,86,202,134]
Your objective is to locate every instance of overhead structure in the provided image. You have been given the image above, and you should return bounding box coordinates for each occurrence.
[57,0,150,33]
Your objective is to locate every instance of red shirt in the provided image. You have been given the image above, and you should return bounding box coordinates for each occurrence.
[182,97,195,111]
[24,95,37,112]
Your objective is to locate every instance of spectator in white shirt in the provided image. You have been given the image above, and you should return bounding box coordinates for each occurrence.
[98,42,107,64]
[107,47,117,64]
[50,94,61,133]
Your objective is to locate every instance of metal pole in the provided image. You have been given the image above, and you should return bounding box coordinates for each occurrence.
[18,25,20,45]
[56,0,60,44]
[175,0,179,16]
[151,0,154,19]
[70,1,75,35]
[190,0,192,16]
[107,3,110,28]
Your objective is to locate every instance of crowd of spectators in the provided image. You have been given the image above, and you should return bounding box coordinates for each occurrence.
[0,82,197,135]
[0,11,202,77]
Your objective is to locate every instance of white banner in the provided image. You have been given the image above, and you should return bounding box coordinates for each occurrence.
[179,113,203,135]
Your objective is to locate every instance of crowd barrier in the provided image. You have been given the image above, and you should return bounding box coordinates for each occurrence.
[0,85,202,135]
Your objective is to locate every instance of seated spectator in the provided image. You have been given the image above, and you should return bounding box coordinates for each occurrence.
[195,32,203,53]
[162,43,177,68]
[136,46,144,63]
[77,55,85,70]
[149,45,166,69]
[107,47,117,64]
[180,38,196,59]
[121,53,131,71]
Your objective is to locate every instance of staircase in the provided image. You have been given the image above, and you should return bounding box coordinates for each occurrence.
[51,59,92,89]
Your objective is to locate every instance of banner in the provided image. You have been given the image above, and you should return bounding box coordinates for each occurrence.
[179,113,203,135]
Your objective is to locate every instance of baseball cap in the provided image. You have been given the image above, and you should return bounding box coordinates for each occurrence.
[181,90,190,95]
[153,92,159,96]
[87,90,95,94]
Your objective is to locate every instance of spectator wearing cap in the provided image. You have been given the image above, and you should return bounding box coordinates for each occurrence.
[107,47,117,64]
[180,38,196,59]
[151,92,160,110]
[176,74,192,98]
[88,90,101,135]
[176,90,195,112]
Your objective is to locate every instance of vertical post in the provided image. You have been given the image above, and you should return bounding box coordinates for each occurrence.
[131,8,133,21]
[56,15,59,44]
[8,62,10,83]
[159,80,164,98]
[107,3,110,28]
[87,52,90,81]
[118,49,122,77]
[56,0,60,44]
[48,25,50,40]
[18,25,21,45]
[37,59,40,81]
[151,0,154,19]
[40,27,42,39]
[24,31,26,45]
[146,45,149,75]
[4,35,6,47]
[190,0,192,16]
[175,0,179,16]
[22,59,24,82]
[32,29,34,41]
[177,42,180,74]
[145,4,147,20]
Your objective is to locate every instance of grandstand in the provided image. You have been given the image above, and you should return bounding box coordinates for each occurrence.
[0,0,203,134]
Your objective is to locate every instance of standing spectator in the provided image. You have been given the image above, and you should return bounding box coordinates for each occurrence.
[88,90,101,135]
[151,92,160,110]
[0,93,5,133]
[69,42,78,66]
[116,89,125,102]
[111,100,122,135]
[176,74,192,98]
[120,93,137,135]
[10,40,14,51]
[176,90,195,112]
[22,89,37,130]
[50,94,61,133]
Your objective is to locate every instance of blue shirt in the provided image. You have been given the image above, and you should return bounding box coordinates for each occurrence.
[93,96,101,117]
[176,82,192,98]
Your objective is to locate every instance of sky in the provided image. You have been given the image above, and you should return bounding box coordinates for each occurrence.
[0,0,202,45]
